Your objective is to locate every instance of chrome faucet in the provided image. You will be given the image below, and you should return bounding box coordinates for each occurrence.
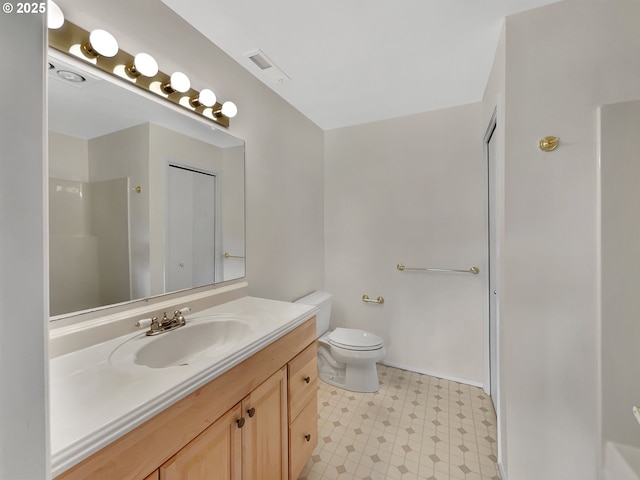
[136,307,191,336]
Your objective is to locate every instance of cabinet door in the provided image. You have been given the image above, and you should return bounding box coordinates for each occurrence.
[289,397,317,480]
[144,472,159,480]
[242,367,288,480]
[160,404,242,480]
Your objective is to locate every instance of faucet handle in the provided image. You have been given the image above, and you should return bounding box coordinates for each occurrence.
[174,307,190,325]
[136,316,161,332]
[135,318,153,328]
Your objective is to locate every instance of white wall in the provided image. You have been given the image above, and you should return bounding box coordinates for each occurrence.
[325,103,486,385]
[49,130,89,181]
[0,11,49,480]
[600,99,640,450]
[497,2,640,479]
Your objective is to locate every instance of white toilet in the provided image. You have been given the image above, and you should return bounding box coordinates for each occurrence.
[295,291,385,393]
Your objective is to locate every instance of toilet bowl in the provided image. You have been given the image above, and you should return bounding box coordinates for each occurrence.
[295,291,385,393]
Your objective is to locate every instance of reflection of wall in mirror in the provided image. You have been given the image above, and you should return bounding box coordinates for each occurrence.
[222,145,245,281]
[49,126,149,315]
[49,134,131,315]
[88,124,150,300]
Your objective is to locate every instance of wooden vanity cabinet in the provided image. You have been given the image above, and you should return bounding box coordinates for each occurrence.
[55,317,316,480]
[161,367,287,480]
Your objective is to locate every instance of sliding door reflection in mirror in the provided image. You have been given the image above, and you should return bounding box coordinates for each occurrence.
[166,165,217,293]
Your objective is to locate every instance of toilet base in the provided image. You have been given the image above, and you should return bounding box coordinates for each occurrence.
[316,332,384,393]
[318,360,381,393]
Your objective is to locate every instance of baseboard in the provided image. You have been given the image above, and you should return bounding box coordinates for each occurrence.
[499,461,507,479]
[381,360,484,389]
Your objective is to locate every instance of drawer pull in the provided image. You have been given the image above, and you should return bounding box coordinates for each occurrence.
[247,407,256,418]
[236,417,245,428]
[303,376,311,384]
[304,434,311,442]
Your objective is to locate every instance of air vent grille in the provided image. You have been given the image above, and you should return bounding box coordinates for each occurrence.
[244,49,290,84]
[248,53,271,70]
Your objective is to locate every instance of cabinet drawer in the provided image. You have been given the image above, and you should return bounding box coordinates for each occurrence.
[288,398,317,480]
[288,342,317,421]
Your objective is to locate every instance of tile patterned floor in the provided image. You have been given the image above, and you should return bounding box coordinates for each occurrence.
[299,364,500,480]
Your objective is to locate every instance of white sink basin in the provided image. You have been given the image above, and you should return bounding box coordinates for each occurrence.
[109,317,254,369]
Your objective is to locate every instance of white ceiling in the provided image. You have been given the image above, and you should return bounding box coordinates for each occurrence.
[161,0,560,130]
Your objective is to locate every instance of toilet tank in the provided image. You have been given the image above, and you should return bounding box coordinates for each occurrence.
[294,290,332,338]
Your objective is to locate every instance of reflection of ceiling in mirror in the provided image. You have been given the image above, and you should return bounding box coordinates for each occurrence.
[48,52,243,149]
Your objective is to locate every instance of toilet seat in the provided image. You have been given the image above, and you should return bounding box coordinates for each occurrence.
[328,328,383,351]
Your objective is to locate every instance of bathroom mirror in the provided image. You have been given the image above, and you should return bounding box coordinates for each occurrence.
[48,50,245,318]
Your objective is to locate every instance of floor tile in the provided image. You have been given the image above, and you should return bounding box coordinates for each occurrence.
[299,364,500,480]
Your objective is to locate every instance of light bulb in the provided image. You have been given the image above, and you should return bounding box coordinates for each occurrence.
[48,1,64,29]
[190,88,216,108]
[126,53,158,78]
[198,89,217,107]
[162,71,190,94]
[221,101,238,118]
[82,29,119,58]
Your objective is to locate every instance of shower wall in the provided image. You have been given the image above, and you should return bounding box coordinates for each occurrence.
[600,99,640,451]
[49,177,130,316]
[49,131,131,316]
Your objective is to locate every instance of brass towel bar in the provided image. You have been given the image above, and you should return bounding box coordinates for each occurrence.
[362,295,384,304]
[397,264,479,275]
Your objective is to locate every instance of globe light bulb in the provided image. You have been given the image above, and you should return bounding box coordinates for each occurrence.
[82,29,119,58]
[221,101,238,118]
[48,1,64,29]
[162,71,191,94]
[131,53,158,78]
[198,89,217,107]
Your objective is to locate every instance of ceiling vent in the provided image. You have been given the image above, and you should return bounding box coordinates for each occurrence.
[245,49,290,84]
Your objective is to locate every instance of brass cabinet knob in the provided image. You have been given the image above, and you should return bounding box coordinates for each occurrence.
[247,407,256,418]
[236,417,245,428]
[304,434,311,442]
[303,376,311,384]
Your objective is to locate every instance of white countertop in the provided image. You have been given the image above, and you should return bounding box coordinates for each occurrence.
[49,296,317,477]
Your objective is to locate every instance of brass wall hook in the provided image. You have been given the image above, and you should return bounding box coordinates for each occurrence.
[539,136,559,152]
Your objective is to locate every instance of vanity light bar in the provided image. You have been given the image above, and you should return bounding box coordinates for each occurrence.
[48,19,236,128]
